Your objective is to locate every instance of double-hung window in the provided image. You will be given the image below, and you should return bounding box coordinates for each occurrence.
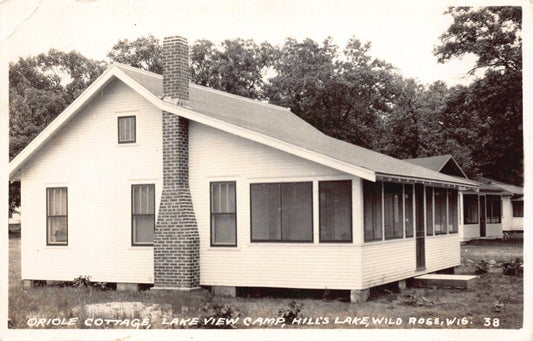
[132,184,155,246]
[210,182,237,246]
[118,116,136,143]
[319,180,352,242]
[250,182,313,242]
[486,195,501,223]
[512,201,523,217]
[46,187,68,245]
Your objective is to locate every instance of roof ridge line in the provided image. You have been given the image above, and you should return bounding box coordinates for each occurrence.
[188,83,292,112]
[111,61,163,78]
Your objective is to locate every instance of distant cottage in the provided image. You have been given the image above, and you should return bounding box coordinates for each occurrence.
[9,36,479,301]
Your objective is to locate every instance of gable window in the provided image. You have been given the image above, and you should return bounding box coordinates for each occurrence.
[463,194,479,224]
[118,116,136,143]
[384,182,404,239]
[250,182,313,242]
[319,180,352,243]
[448,189,458,233]
[512,201,523,217]
[363,180,382,242]
[132,184,155,246]
[210,182,237,246]
[486,195,501,223]
[46,187,68,245]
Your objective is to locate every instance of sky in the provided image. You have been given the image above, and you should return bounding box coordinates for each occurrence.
[0,0,494,86]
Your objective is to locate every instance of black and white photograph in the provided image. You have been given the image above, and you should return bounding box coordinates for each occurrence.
[1,0,530,340]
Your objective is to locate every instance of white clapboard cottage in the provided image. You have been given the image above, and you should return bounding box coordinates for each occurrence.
[9,36,479,302]
[404,155,522,241]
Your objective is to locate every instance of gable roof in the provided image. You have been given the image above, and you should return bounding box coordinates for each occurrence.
[479,177,523,196]
[404,154,468,179]
[9,62,478,189]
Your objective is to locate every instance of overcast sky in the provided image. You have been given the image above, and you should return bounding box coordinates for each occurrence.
[0,0,524,86]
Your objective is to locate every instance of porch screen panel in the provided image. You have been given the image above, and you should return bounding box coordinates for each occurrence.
[448,189,458,233]
[426,187,433,235]
[251,183,281,240]
[404,184,414,238]
[434,188,447,234]
[47,187,68,245]
[384,182,403,239]
[363,180,382,242]
[281,182,313,241]
[319,180,352,242]
[486,195,501,223]
[463,194,479,224]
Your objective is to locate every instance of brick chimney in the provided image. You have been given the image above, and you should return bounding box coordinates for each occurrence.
[153,36,200,289]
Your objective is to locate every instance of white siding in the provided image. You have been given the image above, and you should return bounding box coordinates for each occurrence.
[20,79,161,283]
[189,122,362,290]
[360,240,416,288]
[502,196,523,231]
[425,234,460,271]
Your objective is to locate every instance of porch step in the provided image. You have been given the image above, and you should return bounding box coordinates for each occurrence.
[413,274,478,289]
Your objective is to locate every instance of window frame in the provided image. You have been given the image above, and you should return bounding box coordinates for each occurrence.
[46,187,68,246]
[486,195,501,224]
[131,184,155,246]
[512,201,523,218]
[448,189,458,234]
[318,180,353,243]
[363,180,383,242]
[383,182,404,240]
[463,194,479,224]
[210,181,238,247]
[118,115,136,144]
[249,181,314,243]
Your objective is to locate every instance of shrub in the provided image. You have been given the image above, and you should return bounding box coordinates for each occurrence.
[475,260,489,274]
[73,275,92,288]
[199,302,240,329]
[503,258,523,276]
[278,300,303,324]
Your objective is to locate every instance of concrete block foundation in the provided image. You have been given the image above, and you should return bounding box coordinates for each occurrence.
[117,283,139,291]
[350,289,370,303]
[212,286,237,297]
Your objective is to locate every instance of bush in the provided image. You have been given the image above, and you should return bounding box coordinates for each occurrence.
[503,258,523,276]
[278,300,303,324]
[199,302,240,329]
[72,275,110,290]
[475,260,489,274]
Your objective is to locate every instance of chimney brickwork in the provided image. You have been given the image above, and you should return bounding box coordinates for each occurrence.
[154,36,200,289]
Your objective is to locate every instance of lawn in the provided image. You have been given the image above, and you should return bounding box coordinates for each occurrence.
[8,234,523,329]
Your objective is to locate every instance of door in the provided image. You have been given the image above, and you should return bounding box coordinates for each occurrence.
[480,195,486,237]
[415,184,425,270]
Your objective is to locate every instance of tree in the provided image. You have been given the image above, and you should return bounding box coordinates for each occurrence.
[107,35,163,74]
[190,38,276,99]
[434,6,522,185]
[9,50,106,213]
[265,37,396,149]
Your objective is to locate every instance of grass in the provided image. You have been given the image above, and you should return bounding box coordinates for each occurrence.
[8,234,523,329]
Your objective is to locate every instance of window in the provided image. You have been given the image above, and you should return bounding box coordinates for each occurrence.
[434,188,447,234]
[512,201,523,217]
[448,189,458,233]
[210,182,237,246]
[363,180,382,242]
[404,184,414,238]
[46,187,68,245]
[132,184,155,245]
[319,180,352,242]
[384,182,404,239]
[426,187,433,236]
[463,194,479,224]
[250,182,312,242]
[118,116,136,143]
[486,195,501,223]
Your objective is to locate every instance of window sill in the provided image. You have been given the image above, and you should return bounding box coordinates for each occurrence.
[116,142,139,147]
[246,242,356,247]
[361,238,414,247]
[206,247,241,251]
[44,245,70,249]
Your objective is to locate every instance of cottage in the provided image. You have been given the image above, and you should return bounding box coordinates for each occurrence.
[9,36,478,301]
[404,155,523,241]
